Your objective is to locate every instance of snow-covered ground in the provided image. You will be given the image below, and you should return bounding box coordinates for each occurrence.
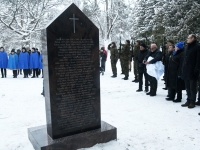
[1,58,200,150]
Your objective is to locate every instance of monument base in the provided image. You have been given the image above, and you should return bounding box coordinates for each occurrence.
[28,121,117,150]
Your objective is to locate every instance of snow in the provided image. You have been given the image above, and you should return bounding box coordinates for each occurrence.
[1,58,200,150]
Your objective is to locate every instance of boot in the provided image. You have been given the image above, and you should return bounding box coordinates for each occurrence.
[173,99,182,103]
[132,79,139,83]
[181,101,190,107]
[111,74,117,78]
[188,104,195,109]
[145,87,149,92]
[136,89,143,92]
[150,93,156,96]
[166,97,174,101]
[195,100,200,106]
[146,92,151,95]
[123,76,128,80]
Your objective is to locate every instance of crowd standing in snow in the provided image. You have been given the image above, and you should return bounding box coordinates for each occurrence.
[1,34,200,115]
[106,34,200,115]
[0,47,43,78]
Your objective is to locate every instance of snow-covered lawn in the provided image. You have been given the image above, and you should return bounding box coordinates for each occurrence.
[1,60,200,150]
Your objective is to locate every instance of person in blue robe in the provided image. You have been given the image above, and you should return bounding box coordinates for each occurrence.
[18,47,30,78]
[0,47,8,78]
[29,48,39,78]
[39,51,43,78]
[7,49,18,78]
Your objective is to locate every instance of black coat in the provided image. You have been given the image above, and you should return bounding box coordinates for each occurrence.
[164,51,173,80]
[144,49,162,64]
[182,40,200,80]
[100,51,107,62]
[167,50,185,91]
[135,49,149,73]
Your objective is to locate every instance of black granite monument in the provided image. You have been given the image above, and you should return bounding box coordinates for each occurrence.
[28,3,117,150]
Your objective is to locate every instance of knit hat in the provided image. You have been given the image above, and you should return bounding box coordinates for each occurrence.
[11,49,15,53]
[101,47,105,51]
[140,43,147,48]
[175,41,184,49]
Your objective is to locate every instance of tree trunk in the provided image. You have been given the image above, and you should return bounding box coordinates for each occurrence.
[106,0,109,39]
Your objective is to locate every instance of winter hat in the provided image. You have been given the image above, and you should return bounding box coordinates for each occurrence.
[126,40,130,44]
[140,43,147,49]
[101,47,105,51]
[175,41,184,50]
[11,49,15,53]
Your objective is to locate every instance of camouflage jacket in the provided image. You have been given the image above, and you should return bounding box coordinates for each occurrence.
[108,44,119,60]
[121,44,130,60]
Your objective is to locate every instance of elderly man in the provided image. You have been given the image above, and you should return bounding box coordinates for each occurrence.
[181,34,200,108]
[143,43,162,96]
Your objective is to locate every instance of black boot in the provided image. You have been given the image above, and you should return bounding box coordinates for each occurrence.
[123,76,128,80]
[173,99,181,103]
[111,74,117,78]
[136,89,143,92]
[166,97,174,101]
[145,87,149,92]
[195,99,200,106]
[132,79,139,83]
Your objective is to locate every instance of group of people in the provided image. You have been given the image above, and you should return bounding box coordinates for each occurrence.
[108,34,200,115]
[0,47,43,78]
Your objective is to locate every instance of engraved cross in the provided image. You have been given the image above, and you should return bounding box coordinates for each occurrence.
[69,14,79,33]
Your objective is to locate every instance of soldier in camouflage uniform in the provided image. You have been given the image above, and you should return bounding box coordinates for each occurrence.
[121,40,130,80]
[132,40,140,82]
[108,42,119,77]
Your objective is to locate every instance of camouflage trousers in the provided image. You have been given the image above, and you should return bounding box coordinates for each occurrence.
[120,58,124,74]
[133,60,138,79]
[123,59,129,78]
[111,59,118,75]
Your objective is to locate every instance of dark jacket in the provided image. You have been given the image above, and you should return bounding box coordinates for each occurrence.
[164,51,173,80]
[182,40,200,80]
[144,49,162,64]
[167,50,185,91]
[136,49,149,73]
[100,51,107,62]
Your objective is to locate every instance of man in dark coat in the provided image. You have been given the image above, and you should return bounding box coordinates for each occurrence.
[166,42,185,102]
[135,43,149,92]
[164,45,175,97]
[144,43,162,96]
[181,34,200,108]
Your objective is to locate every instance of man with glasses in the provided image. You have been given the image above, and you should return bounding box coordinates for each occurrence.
[181,34,200,108]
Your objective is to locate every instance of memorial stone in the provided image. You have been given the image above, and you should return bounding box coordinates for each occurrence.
[28,3,117,150]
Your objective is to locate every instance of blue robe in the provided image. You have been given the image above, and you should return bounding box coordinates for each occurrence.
[39,54,43,69]
[29,52,39,69]
[7,53,18,70]
[18,52,29,69]
[0,51,8,68]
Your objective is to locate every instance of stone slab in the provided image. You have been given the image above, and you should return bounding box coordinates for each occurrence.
[28,121,117,150]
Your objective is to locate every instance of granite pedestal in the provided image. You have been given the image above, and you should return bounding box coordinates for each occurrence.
[28,121,117,150]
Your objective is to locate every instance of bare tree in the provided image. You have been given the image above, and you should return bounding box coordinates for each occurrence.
[0,0,63,45]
